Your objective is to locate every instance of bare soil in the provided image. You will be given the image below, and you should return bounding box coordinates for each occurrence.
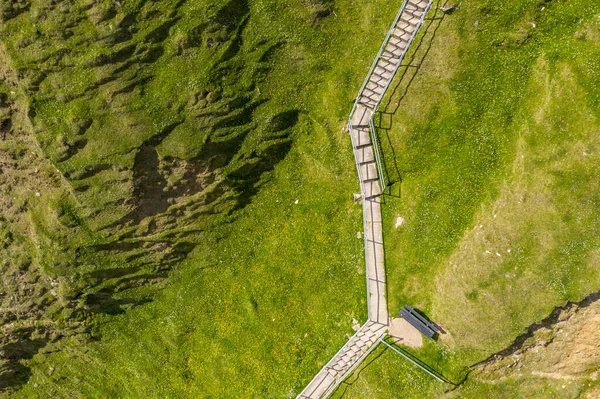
[473,291,600,382]
[388,317,423,348]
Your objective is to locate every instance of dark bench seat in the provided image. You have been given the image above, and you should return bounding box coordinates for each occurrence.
[399,305,439,339]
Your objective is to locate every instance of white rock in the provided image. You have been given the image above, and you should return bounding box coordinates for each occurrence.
[294,199,298,204]
[394,216,405,229]
[35,192,41,197]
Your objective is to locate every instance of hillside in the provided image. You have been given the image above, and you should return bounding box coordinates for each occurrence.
[1,0,600,398]
[329,0,600,397]
[0,0,396,396]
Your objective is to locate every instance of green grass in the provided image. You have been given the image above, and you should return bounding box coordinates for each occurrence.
[0,0,414,397]
[3,0,600,397]
[336,0,600,397]
[16,130,367,398]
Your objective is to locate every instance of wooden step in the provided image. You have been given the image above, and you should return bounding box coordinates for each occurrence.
[407,0,428,9]
[382,49,401,58]
[359,159,376,166]
[375,64,394,76]
[386,41,406,54]
[392,29,412,41]
[367,79,386,91]
[370,72,389,86]
[358,101,376,110]
[361,88,380,101]
[389,34,408,47]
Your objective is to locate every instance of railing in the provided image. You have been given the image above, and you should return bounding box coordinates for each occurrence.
[298,2,435,398]
[349,0,434,195]
[296,322,373,398]
[321,334,386,398]
[368,116,386,195]
[380,338,446,382]
[346,111,373,319]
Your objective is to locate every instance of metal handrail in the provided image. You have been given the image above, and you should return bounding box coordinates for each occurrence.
[368,116,386,194]
[346,2,415,314]
[349,0,410,119]
[372,0,434,112]
[297,321,373,398]
[347,124,372,318]
[349,0,434,196]
[380,338,446,383]
[297,2,434,398]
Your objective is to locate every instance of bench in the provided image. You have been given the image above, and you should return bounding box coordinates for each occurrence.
[399,305,439,339]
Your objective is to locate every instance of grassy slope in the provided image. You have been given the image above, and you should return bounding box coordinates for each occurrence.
[336,0,600,397]
[4,0,599,397]
[5,0,412,398]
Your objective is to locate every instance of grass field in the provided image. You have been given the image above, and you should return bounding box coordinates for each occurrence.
[333,0,600,397]
[1,0,411,397]
[2,0,600,397]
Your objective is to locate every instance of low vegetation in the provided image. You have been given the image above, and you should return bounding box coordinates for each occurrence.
[1,0,599,397]
[0,0,404,396]
[336,0,600,397]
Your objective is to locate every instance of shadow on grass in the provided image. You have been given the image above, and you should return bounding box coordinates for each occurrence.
[330,337,461,398]
[0,341,44,392]
[378,0,450,329]
[374,1,450,198]
[329,346,387,398]
[470,289,600,369]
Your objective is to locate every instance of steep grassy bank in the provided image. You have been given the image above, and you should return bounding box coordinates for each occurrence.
[0,0,411,396]
[336,0,600,397]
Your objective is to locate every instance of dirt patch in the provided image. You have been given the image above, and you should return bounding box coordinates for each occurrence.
[388,317,423,348]
[472,290,600,382]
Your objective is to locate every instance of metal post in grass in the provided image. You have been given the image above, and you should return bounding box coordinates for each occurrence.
[380,336,450,384]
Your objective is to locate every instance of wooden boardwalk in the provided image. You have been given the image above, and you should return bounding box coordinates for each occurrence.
[297,1,433,398]
[297,322,387,399]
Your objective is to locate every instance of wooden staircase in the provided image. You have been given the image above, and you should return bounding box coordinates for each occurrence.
[296,1,433,398]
